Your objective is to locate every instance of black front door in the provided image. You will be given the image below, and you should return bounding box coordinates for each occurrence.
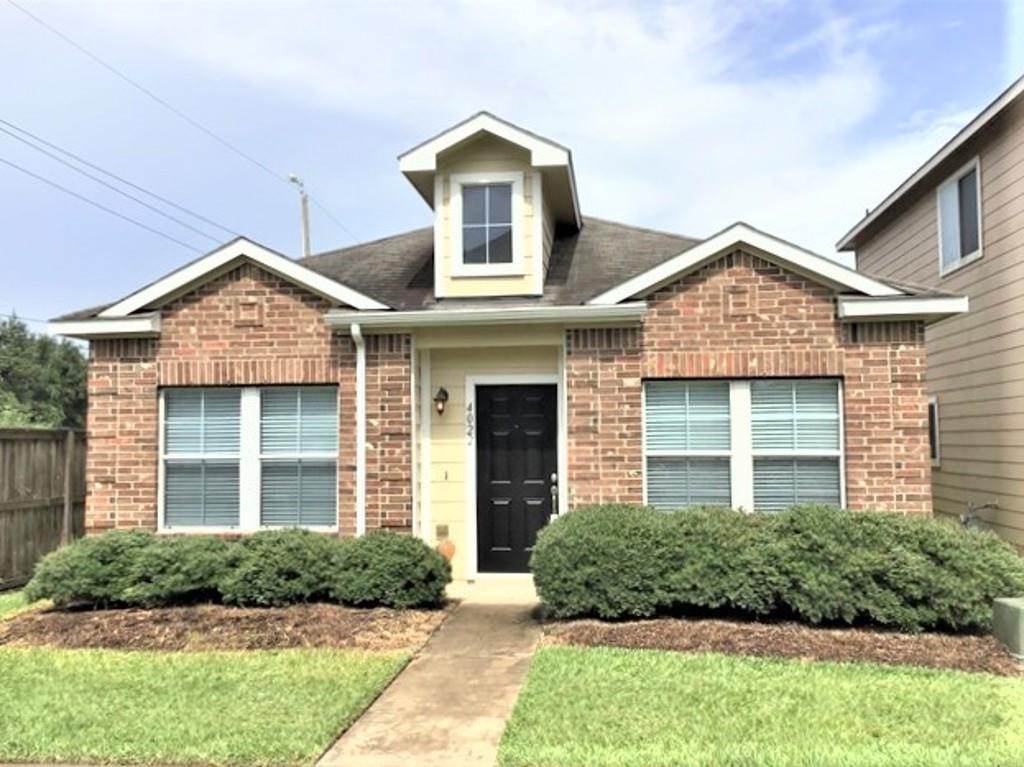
[476,384,558,573]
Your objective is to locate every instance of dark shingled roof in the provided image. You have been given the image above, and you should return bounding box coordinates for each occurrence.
[300,216,700,310]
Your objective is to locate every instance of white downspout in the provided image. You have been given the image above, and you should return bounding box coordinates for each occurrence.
[351,323,367,536]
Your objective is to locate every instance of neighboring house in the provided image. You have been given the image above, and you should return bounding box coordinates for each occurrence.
[52,113,966,582]
[838,76,1024,549]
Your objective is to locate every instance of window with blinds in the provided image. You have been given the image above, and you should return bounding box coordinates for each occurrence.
[163,388,241,527]
[161,386,338,530]
[260,387,338,527]
[644,381,731,510]
[751,380,841,512]
[644,379,843,513]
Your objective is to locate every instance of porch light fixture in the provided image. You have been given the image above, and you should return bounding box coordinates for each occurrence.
[433,387,449,415]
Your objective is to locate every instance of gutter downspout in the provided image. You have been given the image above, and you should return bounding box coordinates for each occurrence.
[350,323,367,536]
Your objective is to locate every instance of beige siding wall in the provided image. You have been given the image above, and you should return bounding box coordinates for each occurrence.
[855,99,1024,546]
[415,329,561,581]
[435,134,542,297]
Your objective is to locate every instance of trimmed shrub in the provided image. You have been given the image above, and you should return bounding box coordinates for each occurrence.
[662,506,781,615]
[770,504,1024,632]
[332,531,450,608]
[122,536,232,607]
[531,503,1024,633]
[24,530,157,607]
[218,529,343,607]
[531,504,673,619]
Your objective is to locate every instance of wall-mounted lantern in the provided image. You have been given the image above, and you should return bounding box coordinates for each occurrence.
[433,387,449,415]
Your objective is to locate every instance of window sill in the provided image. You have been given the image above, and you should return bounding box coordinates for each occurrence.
[158,525,340,535]
[940,249,982,278]
[450,265,526,279]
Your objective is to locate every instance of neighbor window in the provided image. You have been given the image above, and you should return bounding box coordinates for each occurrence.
[928,395,940,467]
[161,386,337,530]
[938,159,981,274]
[462,183,513,265]
[644,379,843,512]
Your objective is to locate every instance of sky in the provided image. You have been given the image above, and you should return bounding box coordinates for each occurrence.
[1,0,1021,331]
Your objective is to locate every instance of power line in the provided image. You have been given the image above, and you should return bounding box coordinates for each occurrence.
[0,311,48,324]
[6,0,360,245]
[0,156,204,253]
[0,117,239,238]
[0,123,221,243]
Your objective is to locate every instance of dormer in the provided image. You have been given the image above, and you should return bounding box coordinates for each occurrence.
[399,113,581,299]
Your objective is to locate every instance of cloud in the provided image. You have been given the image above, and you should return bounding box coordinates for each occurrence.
[55,0,967,260]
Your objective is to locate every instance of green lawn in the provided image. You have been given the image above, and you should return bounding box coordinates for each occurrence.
[0,647,407,766]
[499,646,1024,767]
[0,590,26,618]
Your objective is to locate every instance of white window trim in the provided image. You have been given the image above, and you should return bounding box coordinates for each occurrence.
[157,387,339,534]
[929,395,941,468]
[449,171,525,278]
[937,157,983,277]
[642,379,846,512]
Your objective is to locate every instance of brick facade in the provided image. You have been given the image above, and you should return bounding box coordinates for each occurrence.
[85,263,412,534]
[566,251,932,514]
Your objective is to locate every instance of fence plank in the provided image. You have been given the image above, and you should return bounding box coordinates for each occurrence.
[0,428,86,589]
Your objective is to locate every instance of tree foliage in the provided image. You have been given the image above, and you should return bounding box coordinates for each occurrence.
[0,316,86,428]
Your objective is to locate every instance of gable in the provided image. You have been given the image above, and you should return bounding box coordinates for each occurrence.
[99,237,388,318]
[588,223,901,305]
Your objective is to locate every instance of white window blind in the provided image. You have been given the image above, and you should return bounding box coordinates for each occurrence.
[644,381,731,510]
[644,379,844,513]
[161,386,338,531]
[163,388,241,527]
[260,387,338,527]
[751,380,841,512]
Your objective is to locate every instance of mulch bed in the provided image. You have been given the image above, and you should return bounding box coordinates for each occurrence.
[0,603,450,653]
[544,616,1023,676]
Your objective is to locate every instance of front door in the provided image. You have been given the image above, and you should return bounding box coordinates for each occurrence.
[476,384,558,573]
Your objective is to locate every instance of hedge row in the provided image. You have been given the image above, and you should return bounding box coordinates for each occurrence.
[531,504,1024,633]
[25,529,451,610]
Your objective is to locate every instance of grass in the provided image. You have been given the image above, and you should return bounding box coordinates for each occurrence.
[499,646,1024,767]
[0,590,26,618]
[0,646,408,766]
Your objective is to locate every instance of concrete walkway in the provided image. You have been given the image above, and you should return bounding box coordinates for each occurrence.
[318,593,541,767]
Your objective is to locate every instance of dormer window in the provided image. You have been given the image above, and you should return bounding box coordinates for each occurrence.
[449,171,524,277]
[463,184,512,264]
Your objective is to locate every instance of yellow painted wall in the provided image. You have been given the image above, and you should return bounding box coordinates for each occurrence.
[436,134,541,297]
[421,341,560,580]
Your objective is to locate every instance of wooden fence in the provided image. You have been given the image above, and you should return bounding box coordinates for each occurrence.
[0,428,86,589]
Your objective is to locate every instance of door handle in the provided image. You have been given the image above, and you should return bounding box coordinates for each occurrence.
[550,473,558,513]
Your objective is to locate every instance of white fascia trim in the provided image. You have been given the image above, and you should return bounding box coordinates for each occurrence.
[399,112,570,172]
[325,302,646,330]
[49,312,161,338]
[838,75,1024,251]
[588,223,901,306]
[837,295,969,321]
[99,237,389,317]
[449,171,526,278]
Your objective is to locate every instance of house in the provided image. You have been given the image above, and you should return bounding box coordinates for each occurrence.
[838,75,1024,549]
[51,113,967,582]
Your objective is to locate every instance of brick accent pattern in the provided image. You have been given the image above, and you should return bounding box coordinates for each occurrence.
[365,334,413,531]
[566,251,931,514]
[85,263,412,535]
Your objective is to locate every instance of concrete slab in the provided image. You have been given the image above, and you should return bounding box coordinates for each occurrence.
[446,577,539,605]
[317,601,540,767]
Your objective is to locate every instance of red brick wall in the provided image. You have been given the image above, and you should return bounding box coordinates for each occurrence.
[566,251,932,514]
[85,263,412,534]
[365,334,413,531]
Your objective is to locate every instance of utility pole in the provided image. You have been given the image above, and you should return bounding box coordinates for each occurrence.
[289,173,311,258]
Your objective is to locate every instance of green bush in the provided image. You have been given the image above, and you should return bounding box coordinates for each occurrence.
[24,530,156,607]
[770,505,1024,632]
[532,503,1024,633]
[531,504,674,619]
[122,536,231,608]
[333,531,450,608]
[218,529,343,607]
